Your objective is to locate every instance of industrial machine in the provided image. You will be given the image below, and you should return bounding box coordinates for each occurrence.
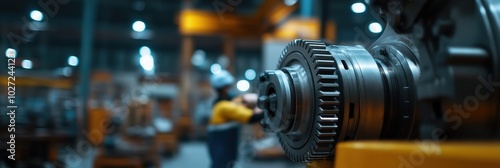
[258,0,500,167]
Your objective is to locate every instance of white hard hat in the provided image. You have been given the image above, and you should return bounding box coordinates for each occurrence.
[210,70,234,89]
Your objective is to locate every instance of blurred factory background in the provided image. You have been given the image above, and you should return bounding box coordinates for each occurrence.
[0,0,381,167]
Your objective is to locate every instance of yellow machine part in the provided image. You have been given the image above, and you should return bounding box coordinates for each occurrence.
[307,141,500,168]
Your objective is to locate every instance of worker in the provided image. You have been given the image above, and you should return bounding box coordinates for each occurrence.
[208,70,263,168]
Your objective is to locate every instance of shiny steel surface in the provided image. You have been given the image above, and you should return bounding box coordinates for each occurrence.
[259,0,500,163]
[258,40,417,162]
[328,45,385,140]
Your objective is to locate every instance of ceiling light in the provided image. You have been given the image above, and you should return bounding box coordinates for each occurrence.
[68,56,79,66]
[368,22,383,33]
[351,3,366,13]
[139,46,151,56]
[245,69,256,80]
[30,10,43,21]
[5,48,16,58]
[237,80,250,92]
[22,60,33,69]
[140,55,154,71]
[132,21,146,32]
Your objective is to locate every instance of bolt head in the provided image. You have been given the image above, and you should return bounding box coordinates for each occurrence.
[259,73,267,81]
[258,96,269,109]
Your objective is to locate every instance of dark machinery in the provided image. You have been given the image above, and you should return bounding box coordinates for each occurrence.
[258,0,500,163]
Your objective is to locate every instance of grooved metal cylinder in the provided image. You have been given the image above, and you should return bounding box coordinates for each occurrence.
[258,40,418,162]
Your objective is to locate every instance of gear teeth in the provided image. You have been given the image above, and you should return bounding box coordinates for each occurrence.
[319,123,338,129]
[316,139,335,144]
[319,106,340,115]
[317,67,336,74]
[318,74,338,80]
[314,60,335,68]
[319,91,340,97]
[319,115,338,122]
[319,99,339,106]
[314,54,333,60]
[276,39,342,163]
[319,82,339,88]
[318,132,337,137]
[310,48,330,55]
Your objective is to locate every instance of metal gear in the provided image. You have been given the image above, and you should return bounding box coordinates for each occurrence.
[259,38,418,162]
[259,39,343,162]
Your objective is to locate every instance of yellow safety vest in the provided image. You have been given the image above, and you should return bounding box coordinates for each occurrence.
[209,100,253,125]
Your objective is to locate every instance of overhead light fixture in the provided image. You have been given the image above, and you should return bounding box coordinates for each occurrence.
[68,56,79,66]
[237,80,250,92]
[5,48,16,58]
[140,54,154,71]
[368,22,383,33]
[132,21,146,32]
[245,69,256,80]
[139,46,151,56]
[22,60,33,69]
[30,10,44,21]
[351,2,366,13]
[210,64,222,75]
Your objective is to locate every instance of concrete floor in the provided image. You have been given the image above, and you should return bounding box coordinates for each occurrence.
[162,142,304,168]
[11,141,303,168]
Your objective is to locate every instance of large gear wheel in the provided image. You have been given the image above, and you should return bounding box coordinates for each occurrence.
[259,38,417,162]
[258,39,343,162]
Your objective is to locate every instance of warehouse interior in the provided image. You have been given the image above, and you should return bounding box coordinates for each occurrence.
[1,0,500,168]
[0,1,380,167]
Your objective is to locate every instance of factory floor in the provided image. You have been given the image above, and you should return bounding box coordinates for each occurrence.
[163,141,304,168]
[0,141,304,168]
